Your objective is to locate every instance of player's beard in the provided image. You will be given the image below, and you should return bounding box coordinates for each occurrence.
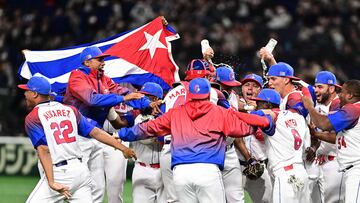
[318,91,331,104]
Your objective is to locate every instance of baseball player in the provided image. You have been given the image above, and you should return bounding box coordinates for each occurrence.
[63,46,160,202]
[102,82,138,203]
[259,48,311,118]
[215,65,245,202]
[251,88,311,203]
[102,107,132,203]
[117,78,271,203]
[160,58,227,202]
[234,74,273,203]
[302,71,343,203]
[302,80,360,202]
[260,49,322,202]
[19,76,136,203]
[130,82,165,203]
[267,62,309,117]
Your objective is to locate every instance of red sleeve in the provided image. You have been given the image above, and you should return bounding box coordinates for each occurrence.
[142,109,172,136]
[222,109,258,137]
[329,98,341,112]
[68,70,96,104]
[301,86,311,98]
[234,111,270,129]
[68,105,81,125]
[287,92,302,109]
[254,128,264,141]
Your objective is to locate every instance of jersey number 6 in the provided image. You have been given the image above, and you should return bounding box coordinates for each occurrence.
[291,129,302,150]
[51,120,76,144]
[337,136,347,150]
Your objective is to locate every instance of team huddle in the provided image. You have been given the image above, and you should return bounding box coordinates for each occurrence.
[19,42,360,203]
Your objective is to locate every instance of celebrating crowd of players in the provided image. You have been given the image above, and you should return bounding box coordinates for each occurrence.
[20,42,360,203]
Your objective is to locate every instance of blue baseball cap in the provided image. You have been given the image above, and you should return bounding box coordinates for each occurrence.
[18,76,52,95]
[80,46,110,64]
[188,78,211,100]
[216,66,241,87]
[138,82,164,99]
[315,71,341,88]
[241,74,264,87]
[250,88,281,105]
[268,62,301,80]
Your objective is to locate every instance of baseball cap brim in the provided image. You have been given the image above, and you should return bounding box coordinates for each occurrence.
[188,92,210,100]
[267,74,301,81]
[249,97,266,102]
[138,90,156,97]
[250,97,278,105]
[315,82,342,89]
[219,80,241,87]
[93,53,111,59]
[18,84,55,95]
[18,84,30,91]
[287,76,301,80]
[241,78,262,87]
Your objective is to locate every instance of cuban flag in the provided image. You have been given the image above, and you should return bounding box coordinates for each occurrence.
[18,16,180,93]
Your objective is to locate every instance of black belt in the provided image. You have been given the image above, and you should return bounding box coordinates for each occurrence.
[164,139,171,144]
[342,165,354,172]
[55,158,82,167]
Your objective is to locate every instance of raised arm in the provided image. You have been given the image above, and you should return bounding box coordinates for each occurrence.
[302,95,334,131]
[118,109,172,141]
[223,110,270,137]
[68,71,124,107]
[89,127,137,159]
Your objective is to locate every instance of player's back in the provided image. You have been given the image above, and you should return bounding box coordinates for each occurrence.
[164,82,219,111]
[27,101,83,164]
[265,109,310,172]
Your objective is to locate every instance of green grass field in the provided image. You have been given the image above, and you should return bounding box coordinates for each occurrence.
[0,176,252,203]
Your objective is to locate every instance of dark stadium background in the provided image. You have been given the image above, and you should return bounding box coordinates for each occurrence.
[0,1,360,202]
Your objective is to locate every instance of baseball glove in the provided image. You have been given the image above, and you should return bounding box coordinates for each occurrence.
[242,161,265,180]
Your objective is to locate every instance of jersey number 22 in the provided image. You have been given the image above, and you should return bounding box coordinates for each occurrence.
[51,120,76,144]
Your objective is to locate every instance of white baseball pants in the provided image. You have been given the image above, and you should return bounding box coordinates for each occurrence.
[304,160,324,203]
[173,163,226,203]
[222,146,245,203]
[159,144,179,202]
[321,157,343,203]
[26,158,92,203]
[103,143,128,203]
[342,164,360,203]
[77,137,105,203]
[272,163,310,203]
[132,162,165,203]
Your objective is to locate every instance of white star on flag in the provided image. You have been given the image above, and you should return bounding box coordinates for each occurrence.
[139,30,167,59]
